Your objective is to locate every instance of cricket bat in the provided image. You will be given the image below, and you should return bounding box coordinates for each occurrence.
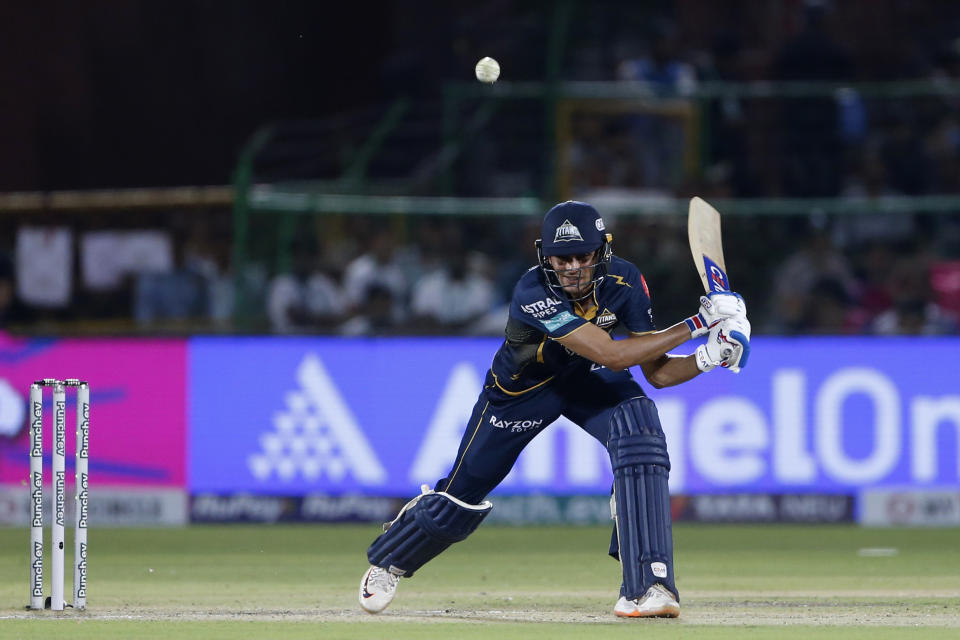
[688,196,744,368]
[688,196,730,294]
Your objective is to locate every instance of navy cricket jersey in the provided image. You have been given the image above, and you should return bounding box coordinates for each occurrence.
[486,255,655,399]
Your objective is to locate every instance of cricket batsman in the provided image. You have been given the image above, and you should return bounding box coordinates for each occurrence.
[359,201,750,617]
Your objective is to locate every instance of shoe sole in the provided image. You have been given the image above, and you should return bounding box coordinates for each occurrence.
[614,605,680,618]
[359,599,384,614]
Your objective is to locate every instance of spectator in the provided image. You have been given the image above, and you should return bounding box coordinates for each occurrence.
[773,1,854,197]
[338,283,399,337]
[868,251,958,335]
[411,251,497,330]
[342,229,410,322]
[769,225,861,333]
[835,154,914,249]
[16,226,73,310]
[851,241,896,319]
[799,277,864,335]
[870,296,958,335]
[267,241,344,334]
[616,23,697,95]
[615,23,696,191]
[182,220,234,327]
[880,111,932,195]
[924,114,960,193]
[133,269,207,326]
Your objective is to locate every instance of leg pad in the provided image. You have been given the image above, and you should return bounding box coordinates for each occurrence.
[367,486,492,577]
[607,397,678,601]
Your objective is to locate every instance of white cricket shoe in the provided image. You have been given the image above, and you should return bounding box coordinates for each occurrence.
[359,565,400,614]
[614,583,680,618]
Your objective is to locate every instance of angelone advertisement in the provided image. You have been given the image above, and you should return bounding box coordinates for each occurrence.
[3,334,957,506]
[188,336,960,498]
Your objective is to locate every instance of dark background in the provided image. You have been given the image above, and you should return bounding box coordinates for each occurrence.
[0,2,395,190]
[8,0,960,192]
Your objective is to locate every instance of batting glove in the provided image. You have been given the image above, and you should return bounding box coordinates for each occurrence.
[685,291,746,338]
[695,315,751,373]
[718,316,751,373]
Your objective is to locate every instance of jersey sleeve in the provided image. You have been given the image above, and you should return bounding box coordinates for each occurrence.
[508,271,588,339]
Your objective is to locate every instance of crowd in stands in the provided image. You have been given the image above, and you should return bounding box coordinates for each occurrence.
[254,212,960,337]
[262,219,508,336]
[6,205,955,338]
[1,1,960,337]
[559,0,960,336]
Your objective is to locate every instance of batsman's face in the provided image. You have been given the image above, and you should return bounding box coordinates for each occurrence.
[548,251,597,296]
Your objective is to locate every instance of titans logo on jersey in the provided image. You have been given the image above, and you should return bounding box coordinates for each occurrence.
[486,255,655,398]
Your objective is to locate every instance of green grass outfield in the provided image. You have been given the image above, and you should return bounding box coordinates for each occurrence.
[0,524,957,639]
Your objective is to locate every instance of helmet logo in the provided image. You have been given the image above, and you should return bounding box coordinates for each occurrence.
[595,218,605,231]
[554,219,583,243]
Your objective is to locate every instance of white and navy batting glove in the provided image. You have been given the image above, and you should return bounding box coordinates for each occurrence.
[685,291,747,338]
[718,316,751,373]
[695,315,751,373]
[694,342,718,372]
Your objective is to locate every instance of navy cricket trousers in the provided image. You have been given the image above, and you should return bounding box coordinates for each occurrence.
[438,367,645,504]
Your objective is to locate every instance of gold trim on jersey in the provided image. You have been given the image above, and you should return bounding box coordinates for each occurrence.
[571,287,600,320]
[551,321,589,340]
[629,329,656,336]
[536,338,546,363]
[608,274,632,287]
[574,302,597,321]
[491,370,556,396]
[445,400,490,492]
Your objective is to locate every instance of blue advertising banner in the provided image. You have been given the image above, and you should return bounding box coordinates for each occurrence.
[188,337,960,496]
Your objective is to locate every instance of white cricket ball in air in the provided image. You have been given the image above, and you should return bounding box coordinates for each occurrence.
[475,57,501,83]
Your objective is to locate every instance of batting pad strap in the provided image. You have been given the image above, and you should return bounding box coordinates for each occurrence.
[608,396,663,441]
[367,488,492,577]
[383,485,492,532]
[609,434,670,470]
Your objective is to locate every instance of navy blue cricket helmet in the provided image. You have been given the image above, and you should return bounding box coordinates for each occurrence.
[536,201,612,300]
